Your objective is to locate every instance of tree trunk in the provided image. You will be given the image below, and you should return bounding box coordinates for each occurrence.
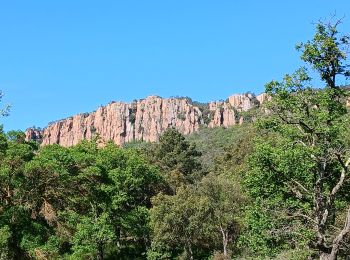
[317,208,350,260]
[96,242,104,260]
[328,208,350,259]
[220,226,228,257]
[319,252,332,260]
[186,241,193,260]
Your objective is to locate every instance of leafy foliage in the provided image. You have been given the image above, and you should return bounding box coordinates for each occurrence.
[243,18,350,259]
[149,173,245,259]
[0,135,163,259]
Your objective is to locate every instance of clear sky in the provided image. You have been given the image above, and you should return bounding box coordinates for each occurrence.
[1,1,349,131]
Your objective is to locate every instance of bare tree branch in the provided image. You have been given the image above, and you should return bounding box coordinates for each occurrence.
[329,208,350,259]
[291,178,312,195]
[329,156,350,202]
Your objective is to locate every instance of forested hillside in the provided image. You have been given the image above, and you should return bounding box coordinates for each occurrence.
[1,19,350,260]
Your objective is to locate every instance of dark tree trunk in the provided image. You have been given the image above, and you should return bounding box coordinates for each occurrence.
[186,241,193,260]
[96,243,104,260]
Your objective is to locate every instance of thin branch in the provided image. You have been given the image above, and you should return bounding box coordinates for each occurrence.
[330,156,350,199]
[320,156,350,227]
[330,207,350,258]
[291,178,311,194]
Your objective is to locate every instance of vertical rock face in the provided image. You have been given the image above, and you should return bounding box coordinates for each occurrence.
[25,128,43,143]
[256,93,269,105]
[208,101,237,128]
[228,93,260,112]
[26,93,267,147]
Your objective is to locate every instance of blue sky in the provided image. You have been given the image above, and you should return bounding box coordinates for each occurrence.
[1,1,349,131]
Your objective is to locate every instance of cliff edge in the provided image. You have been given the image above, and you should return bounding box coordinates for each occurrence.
[26,93,268,146]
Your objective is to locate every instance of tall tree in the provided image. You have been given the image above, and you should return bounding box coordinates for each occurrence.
[0,130,39,258]
[65,142,162,259]
[244,19,350,259]
[198,173,245,258]
[152,128,202,192]
[149,173,245,259]
[155,128,201,175]
[149,186,211,260]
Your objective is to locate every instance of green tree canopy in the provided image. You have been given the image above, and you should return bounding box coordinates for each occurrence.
[244,19,350,260]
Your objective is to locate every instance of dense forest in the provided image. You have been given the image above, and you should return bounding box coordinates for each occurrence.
[1,20,350,259]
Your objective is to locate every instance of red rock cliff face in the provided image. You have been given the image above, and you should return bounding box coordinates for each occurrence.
[26,93,266,146]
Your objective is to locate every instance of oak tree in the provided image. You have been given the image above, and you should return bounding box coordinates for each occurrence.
[245,19,350,259]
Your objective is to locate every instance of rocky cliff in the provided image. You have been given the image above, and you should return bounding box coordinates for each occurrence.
[26,93,267,147]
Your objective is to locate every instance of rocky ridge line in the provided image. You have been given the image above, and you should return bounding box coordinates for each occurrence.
[25,93,268,147]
